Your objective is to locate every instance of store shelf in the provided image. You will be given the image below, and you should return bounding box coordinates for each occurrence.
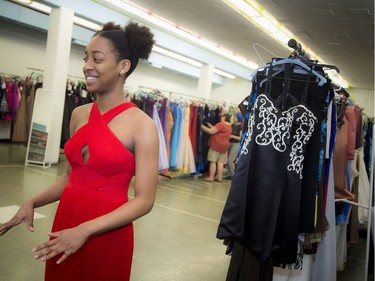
[25,122,50,169]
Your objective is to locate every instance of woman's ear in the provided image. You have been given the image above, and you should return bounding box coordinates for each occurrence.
[119,59,131,76]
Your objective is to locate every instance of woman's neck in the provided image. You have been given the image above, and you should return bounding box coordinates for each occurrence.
[95,92,127,114]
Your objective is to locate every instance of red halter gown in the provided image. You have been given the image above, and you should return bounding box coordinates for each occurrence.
[45,101,137,281]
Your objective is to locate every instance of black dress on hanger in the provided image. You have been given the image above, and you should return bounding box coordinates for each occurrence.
[217,63,320,280]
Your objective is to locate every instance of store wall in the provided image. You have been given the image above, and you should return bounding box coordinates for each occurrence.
[0,20,47,77]
[212,78,252,106]
[0,19,251,105]
[348,88,374,117]
[0,19,372,116]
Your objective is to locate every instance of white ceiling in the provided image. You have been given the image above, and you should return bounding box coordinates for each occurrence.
[126,0,374,90]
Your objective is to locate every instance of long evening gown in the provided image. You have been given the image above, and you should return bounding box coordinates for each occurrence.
[45,101,137,281]
[217,92,317,268]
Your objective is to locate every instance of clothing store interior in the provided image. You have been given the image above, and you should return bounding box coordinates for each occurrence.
[0,0,374,280]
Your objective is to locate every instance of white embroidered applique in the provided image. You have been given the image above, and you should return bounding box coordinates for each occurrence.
[241,94,317,179]
[240,112,254,156]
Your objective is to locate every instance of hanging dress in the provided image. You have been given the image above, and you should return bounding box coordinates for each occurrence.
[217,64,318,273]
[45,101,137,281]
[11,80,28,143]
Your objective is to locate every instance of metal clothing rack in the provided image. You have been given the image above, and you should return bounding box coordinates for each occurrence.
[133,87,237,182]
[26,67,44,72]
[287,39,340,73]
[136,85,238,108]
[334,165,373,281]
[0,72,25,79]
[158,172,172,182]
[287,39,373,280]
[344,127,374,281]
[134,87,172,181]
[334,198,369,210]
[27,67,85,81]
[288,39,311,60]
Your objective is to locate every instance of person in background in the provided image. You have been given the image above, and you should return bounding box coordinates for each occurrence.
[201,113,232,183]
[225,112,243,180]
[0,21,158,281]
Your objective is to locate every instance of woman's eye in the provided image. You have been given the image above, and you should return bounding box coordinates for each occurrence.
[83,57,103,63]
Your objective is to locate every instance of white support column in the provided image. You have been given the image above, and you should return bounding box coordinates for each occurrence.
[198,64,214,99]
[43,7,74,164]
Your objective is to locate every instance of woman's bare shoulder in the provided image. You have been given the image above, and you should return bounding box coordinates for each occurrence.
[70,103,94,134]
[72,103,93,116]
[130,107,155,125]
[127,107,157,137]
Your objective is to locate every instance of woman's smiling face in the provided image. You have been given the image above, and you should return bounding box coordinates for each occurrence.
[83,36,126,94]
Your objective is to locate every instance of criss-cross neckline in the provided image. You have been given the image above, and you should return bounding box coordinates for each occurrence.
[79,101,137,166]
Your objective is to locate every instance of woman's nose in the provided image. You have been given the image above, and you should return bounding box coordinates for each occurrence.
[83,60,93,73]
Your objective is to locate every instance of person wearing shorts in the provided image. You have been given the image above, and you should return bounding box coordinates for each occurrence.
[201,113,232,182]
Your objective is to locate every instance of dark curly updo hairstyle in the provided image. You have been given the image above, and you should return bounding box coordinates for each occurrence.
[94,21,155,78]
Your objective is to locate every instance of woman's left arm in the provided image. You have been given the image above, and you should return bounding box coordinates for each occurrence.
[82,113,159,230]
[230,130,242,141]
[33,113,159,264]
[201,123,218,134]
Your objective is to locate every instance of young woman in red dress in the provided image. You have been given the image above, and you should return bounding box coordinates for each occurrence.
[0,21,158,281]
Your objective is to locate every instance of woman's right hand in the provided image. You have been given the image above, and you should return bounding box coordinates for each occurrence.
[0,201,35,236]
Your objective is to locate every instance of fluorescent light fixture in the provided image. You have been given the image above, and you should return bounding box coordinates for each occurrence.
[146,15,177,32]
[223,0,292,47]
[73,16,101,31]
[11,0,101,31]
[105,0,176,31]
[153,45,202,67]
[71,38,87,46]
[223,0,350,87]
[15,0,32,4]
[153,46,236,79]
[151,63,163,69]
[213,68,237,79]
[253,16,279,33]
[29,1,52,13]
[100,0,258,70]
[272,31,290,46]
[324,69,349,88]
[231,0,259,17]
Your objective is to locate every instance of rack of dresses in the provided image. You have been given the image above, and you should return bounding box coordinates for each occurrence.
[216,39,374,281]
[130,88,172,181]
[129,87,232,179]
[332,93,373,281]
[60,79,95,148]
[0,73,42,142]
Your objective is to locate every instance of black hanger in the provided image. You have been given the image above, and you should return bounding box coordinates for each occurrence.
[294,56,340,73]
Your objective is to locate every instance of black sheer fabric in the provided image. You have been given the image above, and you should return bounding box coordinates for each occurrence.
[218,92,317,262]
[259,72,333,232]
[226,241,273,281]
[217,62,333,271]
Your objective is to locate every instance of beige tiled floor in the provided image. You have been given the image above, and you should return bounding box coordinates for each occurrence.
[0,142,371,281]
[0,205,45,223]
